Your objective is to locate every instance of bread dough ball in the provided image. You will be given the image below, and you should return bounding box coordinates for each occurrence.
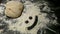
[5,1,23,18]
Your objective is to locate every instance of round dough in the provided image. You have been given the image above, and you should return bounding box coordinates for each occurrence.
[5,1,23,18]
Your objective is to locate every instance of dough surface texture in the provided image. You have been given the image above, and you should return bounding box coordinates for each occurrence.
[5,1,23,18]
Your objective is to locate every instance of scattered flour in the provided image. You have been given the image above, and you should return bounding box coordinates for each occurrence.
[0,0,57,34]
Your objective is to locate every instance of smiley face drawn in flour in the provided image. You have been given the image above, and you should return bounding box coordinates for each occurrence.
[0,1,49,34]
[0,1,57,34]
[7,1,41,34]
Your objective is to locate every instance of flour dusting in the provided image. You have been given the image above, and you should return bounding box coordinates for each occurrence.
[0,0,58,34]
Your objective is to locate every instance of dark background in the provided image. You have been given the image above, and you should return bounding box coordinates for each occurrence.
[45,0,60,34]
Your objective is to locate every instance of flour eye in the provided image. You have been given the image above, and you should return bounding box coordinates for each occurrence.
[25,20,29,24]
[29,16,33,20]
